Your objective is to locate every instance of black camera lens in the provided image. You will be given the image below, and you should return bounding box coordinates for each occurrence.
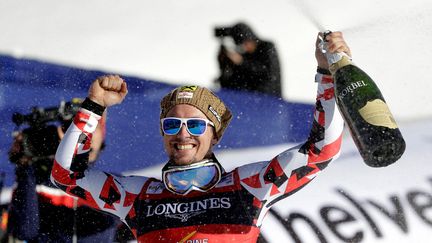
[214,27,231,38]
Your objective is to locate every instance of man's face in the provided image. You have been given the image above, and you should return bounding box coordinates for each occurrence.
[163,104,217,165]
[242,40,257,53]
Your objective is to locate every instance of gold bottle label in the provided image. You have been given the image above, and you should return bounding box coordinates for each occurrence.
[358,99,398,129]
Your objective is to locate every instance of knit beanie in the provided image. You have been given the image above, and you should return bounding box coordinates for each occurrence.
[160,85,232,140]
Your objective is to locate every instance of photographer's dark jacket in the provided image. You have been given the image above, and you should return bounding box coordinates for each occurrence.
[7,125,117,242]
[218,40,282,97]
[8,166,117,242]
[51,73,343,242]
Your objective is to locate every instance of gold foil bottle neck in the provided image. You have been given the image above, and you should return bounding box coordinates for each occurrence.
[329,55,352,74]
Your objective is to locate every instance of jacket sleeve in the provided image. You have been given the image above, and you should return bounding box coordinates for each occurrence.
[237,72,344,211]
[51,105,149,221]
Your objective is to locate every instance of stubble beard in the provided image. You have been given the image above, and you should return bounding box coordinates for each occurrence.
[170,146,214,165]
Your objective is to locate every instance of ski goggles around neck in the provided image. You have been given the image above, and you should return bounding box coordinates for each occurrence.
[162,160,222,195]
[161,117,214,136]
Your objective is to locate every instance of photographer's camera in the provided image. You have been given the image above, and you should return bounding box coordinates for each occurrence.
[214,26,232,38]
[10,99,82,180]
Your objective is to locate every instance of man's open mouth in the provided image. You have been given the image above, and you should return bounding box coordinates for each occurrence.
[175,144,195,150]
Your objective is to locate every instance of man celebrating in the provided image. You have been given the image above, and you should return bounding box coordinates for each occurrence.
[52,31,350,242]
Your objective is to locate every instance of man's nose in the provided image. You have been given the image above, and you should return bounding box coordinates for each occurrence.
[177,124,190,136]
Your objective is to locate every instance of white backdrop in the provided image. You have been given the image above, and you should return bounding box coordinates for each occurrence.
[0,0,431,121]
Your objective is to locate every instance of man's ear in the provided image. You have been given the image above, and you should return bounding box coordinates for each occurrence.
[211,127,218,146]
[211,136,218,146]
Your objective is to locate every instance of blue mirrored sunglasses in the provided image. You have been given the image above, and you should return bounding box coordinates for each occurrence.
[161,117,214,136]
[162,161,222,195]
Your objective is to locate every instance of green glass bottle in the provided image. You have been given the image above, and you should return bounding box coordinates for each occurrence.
[322,32,406,167]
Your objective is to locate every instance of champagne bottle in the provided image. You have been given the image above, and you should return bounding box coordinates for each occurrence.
[321,31,405,167]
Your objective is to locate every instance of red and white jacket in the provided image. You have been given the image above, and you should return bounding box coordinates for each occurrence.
[51,73,344,243]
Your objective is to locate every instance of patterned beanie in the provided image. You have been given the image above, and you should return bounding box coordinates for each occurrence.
[160,85,232,140]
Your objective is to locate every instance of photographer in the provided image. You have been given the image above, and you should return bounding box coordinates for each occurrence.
[215,22,282,97]
[4,99,119,243]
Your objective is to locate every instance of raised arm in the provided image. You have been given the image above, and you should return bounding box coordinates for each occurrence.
[51,75,148,221]
[238,32,349,209]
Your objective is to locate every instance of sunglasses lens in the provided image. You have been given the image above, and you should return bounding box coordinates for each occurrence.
[163,118,182,135]
[162,118,209,136]
[187,119,207,135]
